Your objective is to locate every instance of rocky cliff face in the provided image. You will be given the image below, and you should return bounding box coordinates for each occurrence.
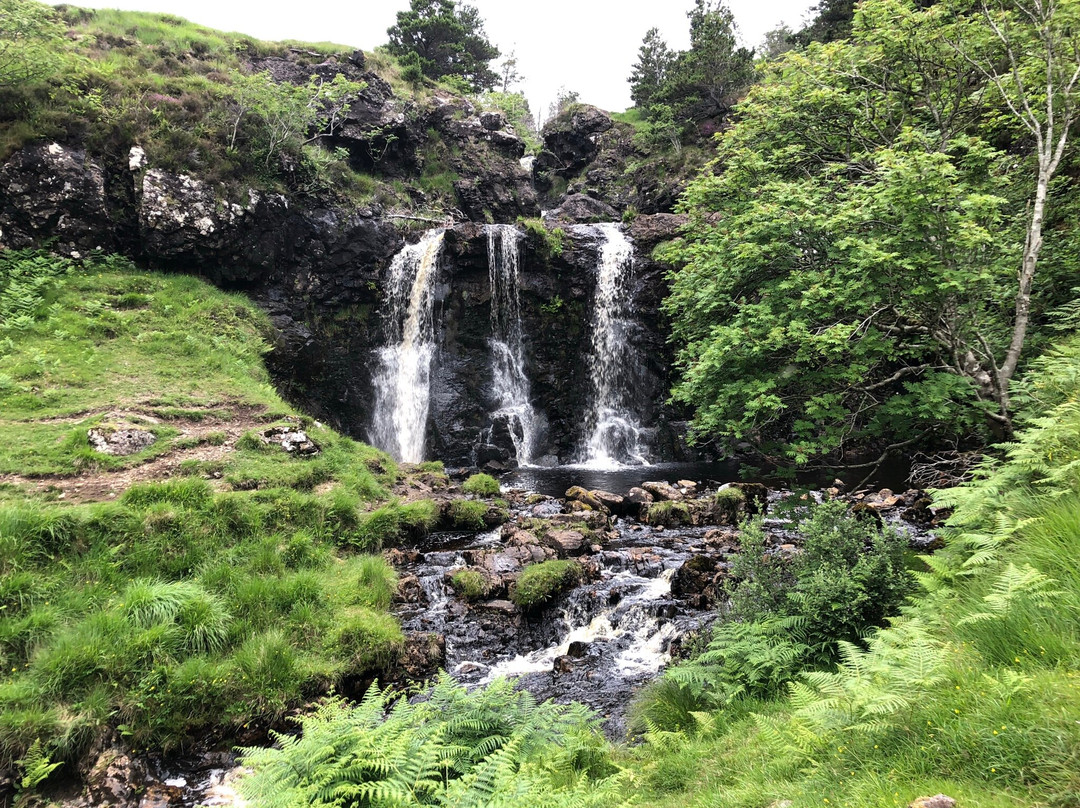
[0,64,700,467]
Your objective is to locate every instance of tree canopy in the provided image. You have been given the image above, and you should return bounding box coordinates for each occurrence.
[385,0,500,93]
[661,0,1080,468]
[627,1,755,149]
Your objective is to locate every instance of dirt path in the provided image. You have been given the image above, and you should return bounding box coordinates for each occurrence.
[0,402,273,503]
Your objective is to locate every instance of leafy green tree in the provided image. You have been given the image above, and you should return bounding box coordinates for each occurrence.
[760,23,797,59]
[661,0,1058,466]
[660,0,755,123]
[227,70,364,167]
[943,0,1080,422]
[0,0,65,87]
[386,0,500,93]
[498,48,522,93]
[796,0,857,44]
[628,27,675,110]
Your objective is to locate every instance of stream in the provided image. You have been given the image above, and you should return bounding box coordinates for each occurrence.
[57,466,937,807]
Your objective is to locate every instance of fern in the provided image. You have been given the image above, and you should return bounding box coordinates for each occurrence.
[239,675,623,808]
[16,738,62,792]
[958,563,1062,625]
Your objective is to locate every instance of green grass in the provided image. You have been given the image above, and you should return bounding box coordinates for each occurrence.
[450,569,487,600]
[447,499,490,530]
[462,472,499,496]
[512,560,581,609]
[0,252,417,776]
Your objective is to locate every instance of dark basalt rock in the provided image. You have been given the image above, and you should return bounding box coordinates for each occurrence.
[546,193,619,224]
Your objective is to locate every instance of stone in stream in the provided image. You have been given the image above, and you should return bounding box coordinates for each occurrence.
[395,574,427,604]
[544,529,587,556]
[399,632,446,680]
[626,486,654,505]
[480,599,518,615]
[589,489,626,514]
[642,481,682,501]
[671,555,727,608]
[138,783,184,808]
[85,746,148,807]
[565,485,604,510]
[567,640,589,658]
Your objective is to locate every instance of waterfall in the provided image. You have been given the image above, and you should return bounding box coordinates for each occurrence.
[485,224,541,465]
[579,223,649,467]
[370,229,445,462]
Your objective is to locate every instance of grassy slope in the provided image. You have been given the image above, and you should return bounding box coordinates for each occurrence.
[0,251,446,770]
[619,347,1080,806]
[2,5,512,214]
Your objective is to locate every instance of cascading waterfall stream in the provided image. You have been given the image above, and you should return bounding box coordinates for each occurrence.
[485,224,542,465]
[370,229,446,462]
[579,223,649,467]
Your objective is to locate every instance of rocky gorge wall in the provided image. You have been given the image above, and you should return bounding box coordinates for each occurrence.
[0,51,701,466]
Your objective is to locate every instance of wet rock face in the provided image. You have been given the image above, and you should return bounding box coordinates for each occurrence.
[0,143,112,255]
[85,747,148,807]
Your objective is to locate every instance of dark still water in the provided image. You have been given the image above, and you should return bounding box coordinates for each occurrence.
[502,461,743,498]
[500,458,912,498]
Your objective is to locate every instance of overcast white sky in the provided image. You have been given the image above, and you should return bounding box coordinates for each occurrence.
[68,0,818,114]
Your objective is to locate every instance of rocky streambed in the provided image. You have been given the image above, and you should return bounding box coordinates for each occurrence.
[53,471,943,806]
[389,474,943,734]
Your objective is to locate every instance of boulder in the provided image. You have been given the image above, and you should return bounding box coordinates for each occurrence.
[395,574,426,605]
[590,489,627,515]
[731,482,769,515]
[671,554,726,608]
[138,783,184,808]
[629,213,687,246]
[626,487,654,506]
[539,104,614,177]
[565,485,604,510]
[544,529,587,556]
[86,746,148,807]
[546,193,618,224]
[480,599,518,615]
[399,632,446,680]
[260,426,319,455]
[0,143,111,255]
[567,640,589,658]
[87,427,156,456]
[642,481,683,501]
[909,797,956,808]
[553,654,576,673]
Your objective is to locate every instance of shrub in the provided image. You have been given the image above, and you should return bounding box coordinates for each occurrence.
[728,501,914,664]
[462,473,499,496]
[512,560,580,609]
[239,676,625,807]
[450,569,487,600]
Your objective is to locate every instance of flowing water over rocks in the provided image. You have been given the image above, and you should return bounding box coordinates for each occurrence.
[575,224,651,468]
[370,229,446,462]
[483,224,543,466]
[395,518,722,734]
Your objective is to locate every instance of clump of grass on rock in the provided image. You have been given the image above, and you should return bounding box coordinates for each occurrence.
[512,560,581,609]
[462,472,500,496]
